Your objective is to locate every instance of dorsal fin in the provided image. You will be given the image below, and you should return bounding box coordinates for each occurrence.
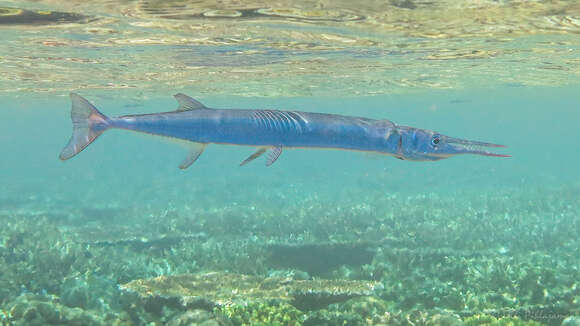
[373,119,395,128]
[173,93,207,111]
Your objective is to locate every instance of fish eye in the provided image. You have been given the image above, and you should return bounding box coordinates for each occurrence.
[431,134,440,146]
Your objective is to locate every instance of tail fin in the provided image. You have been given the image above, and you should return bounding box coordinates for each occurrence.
[59,93,111,160]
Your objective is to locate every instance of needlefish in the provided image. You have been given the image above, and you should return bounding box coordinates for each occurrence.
[60,93,509,168]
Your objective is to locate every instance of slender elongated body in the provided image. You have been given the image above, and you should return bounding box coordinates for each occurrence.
[60,93,509,167]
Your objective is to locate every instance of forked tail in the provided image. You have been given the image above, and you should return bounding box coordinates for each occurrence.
[59,93,111,160]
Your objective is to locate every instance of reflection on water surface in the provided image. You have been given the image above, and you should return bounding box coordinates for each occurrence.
[0,0,578,97]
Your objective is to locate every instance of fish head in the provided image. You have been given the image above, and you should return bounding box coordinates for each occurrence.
[396,126,510,161]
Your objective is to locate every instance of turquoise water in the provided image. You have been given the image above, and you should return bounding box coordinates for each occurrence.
[3,87,579,203]
[1,1,580,325]
[2,86,579,324]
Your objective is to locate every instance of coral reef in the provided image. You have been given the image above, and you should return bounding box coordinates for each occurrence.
[4,293,129,326]
[216,302,304,326]
[1,184,579,325]
[561,316,580,326]
[464,314,543,326]
[120,272,379,311]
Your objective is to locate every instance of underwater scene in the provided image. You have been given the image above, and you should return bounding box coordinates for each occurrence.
[1,0,579,325]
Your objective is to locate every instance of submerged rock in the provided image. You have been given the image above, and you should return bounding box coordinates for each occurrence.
[120,272,380,312]
[266,242,375,275]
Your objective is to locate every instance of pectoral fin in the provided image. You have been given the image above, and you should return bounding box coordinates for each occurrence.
[179,143,207,169]
[266,146,282,166]
[240,148,267,166]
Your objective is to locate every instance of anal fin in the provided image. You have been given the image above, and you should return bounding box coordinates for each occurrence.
[266,146,282,166]
[179,143,207,169]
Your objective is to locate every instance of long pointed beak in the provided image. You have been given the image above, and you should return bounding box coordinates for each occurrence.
[446,137,511,157]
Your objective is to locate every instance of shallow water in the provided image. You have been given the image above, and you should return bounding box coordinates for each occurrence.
[1,1,579,326]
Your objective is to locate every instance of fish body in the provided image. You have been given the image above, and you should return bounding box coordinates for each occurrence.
[60,93,509,168]
[115,109,398,153]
